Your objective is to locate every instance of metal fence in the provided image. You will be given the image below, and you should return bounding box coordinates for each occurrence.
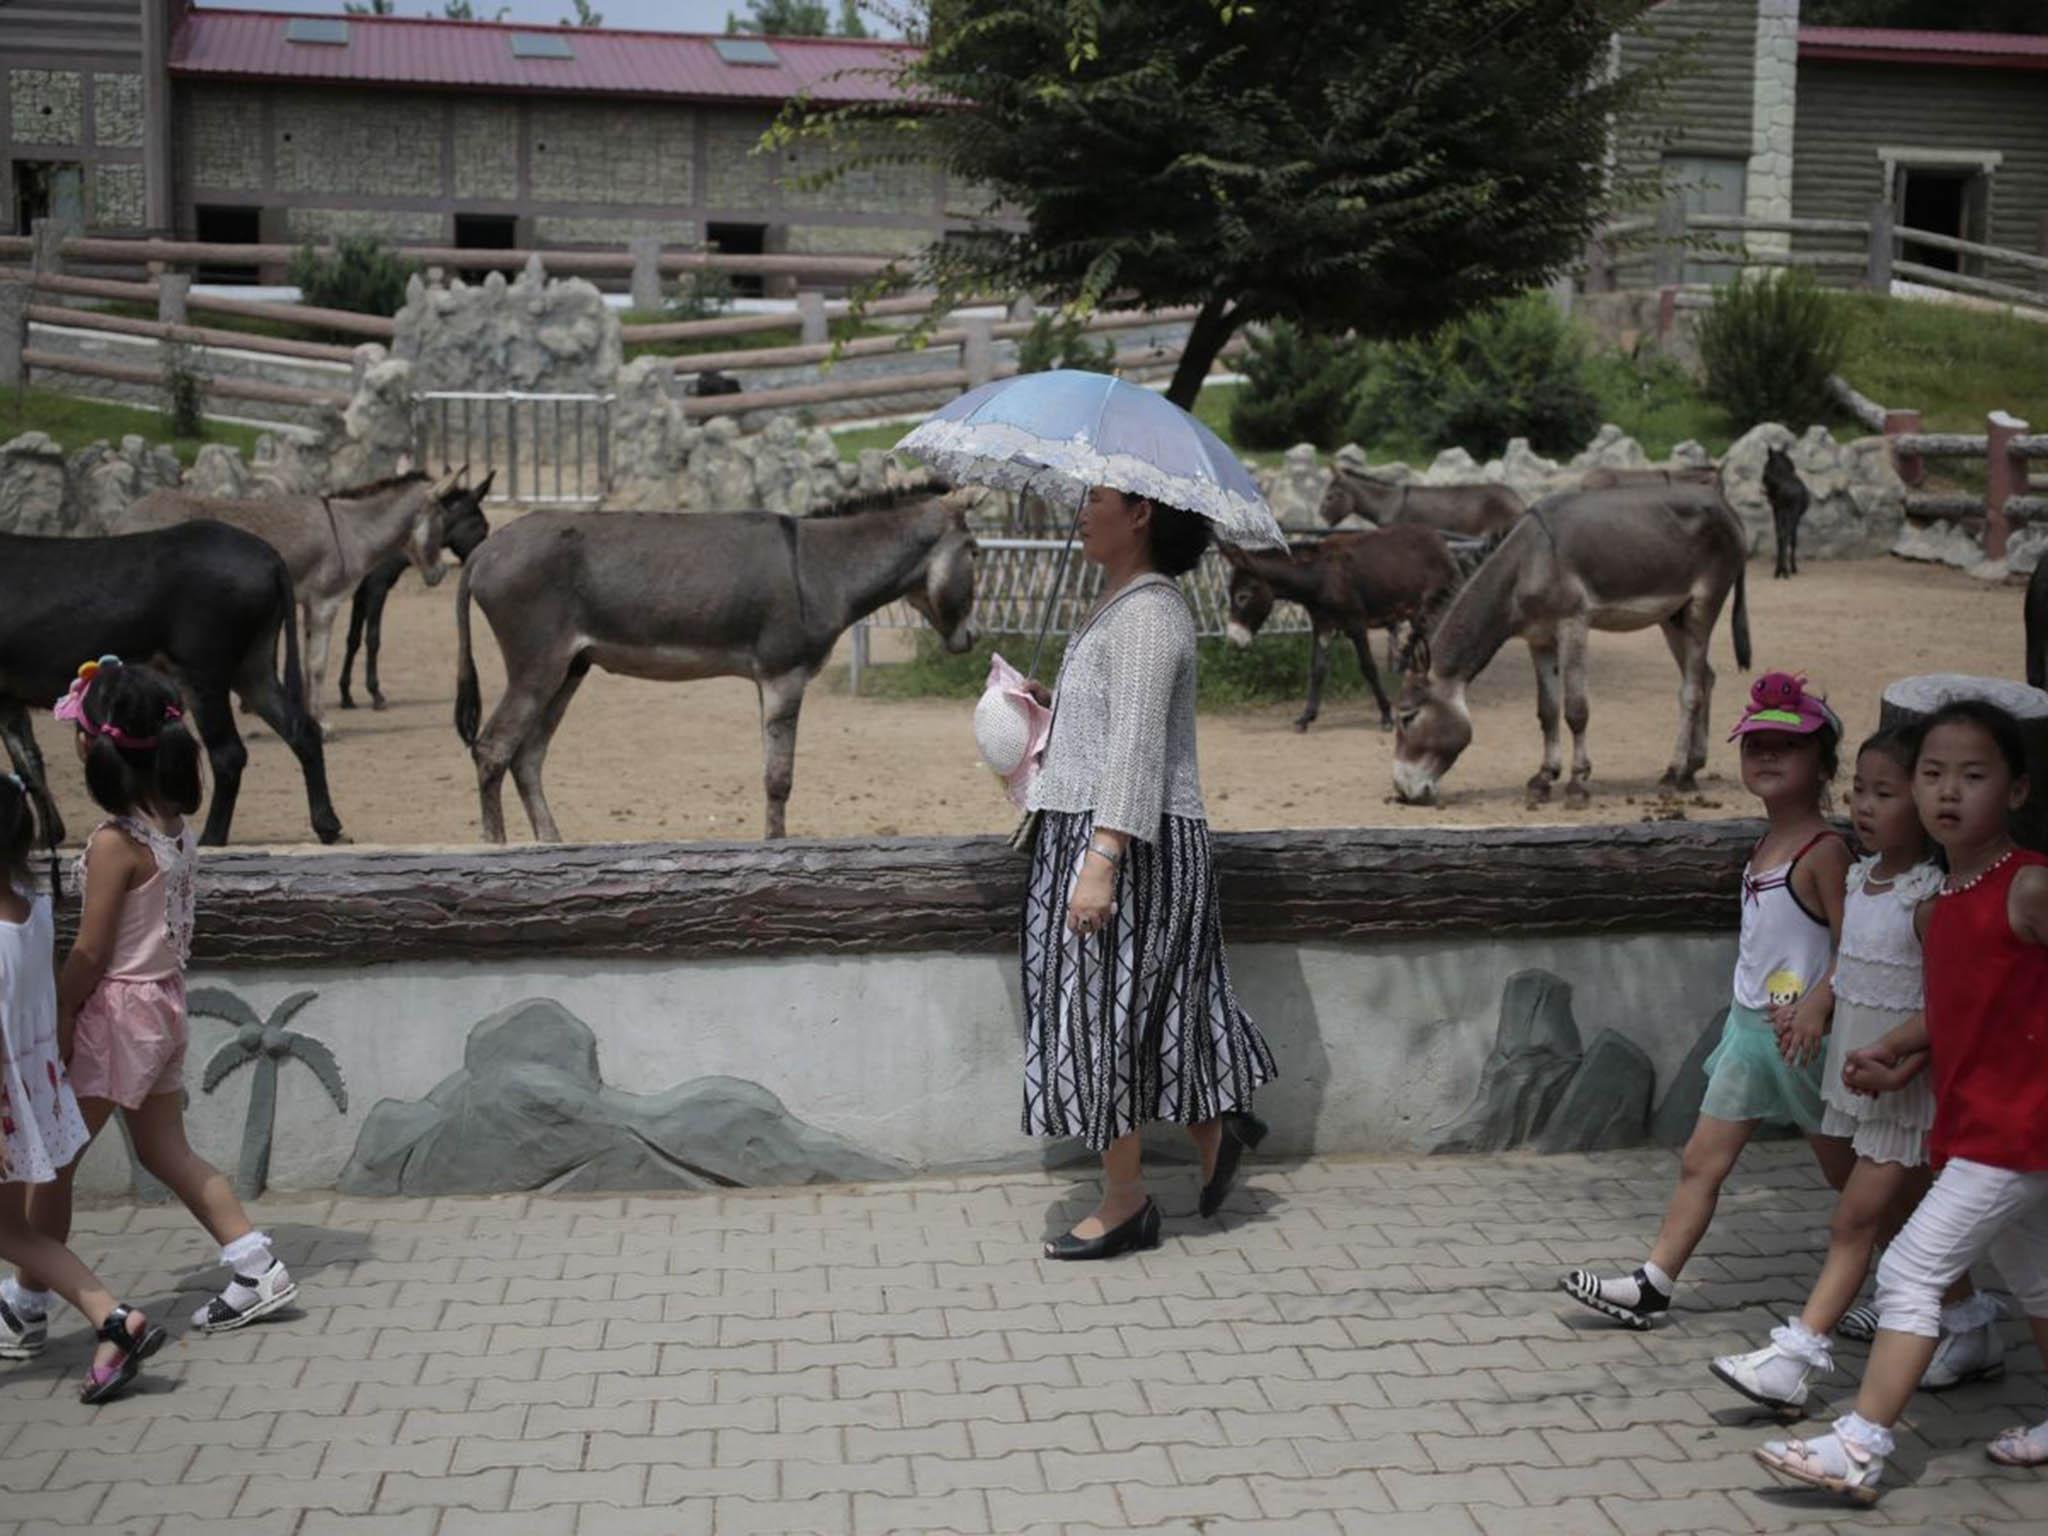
[414,390,613,505]
[849,537,1312,691]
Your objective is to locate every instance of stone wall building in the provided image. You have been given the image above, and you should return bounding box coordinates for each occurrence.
[2,1,965,281]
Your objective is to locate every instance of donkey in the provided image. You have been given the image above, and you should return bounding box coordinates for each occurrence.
[1391,484,1751,809]
[131,470,459,730]
[1220,525,1463,732]
[1580,465,1721,490]
[1318,465,1525,538]
[1763,444,1811,579]
[340,472,495,711]
[0,522,343,847]
[454,495,978,843]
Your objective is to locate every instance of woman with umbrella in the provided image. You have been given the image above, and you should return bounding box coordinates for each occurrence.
[902,371,1285,1260]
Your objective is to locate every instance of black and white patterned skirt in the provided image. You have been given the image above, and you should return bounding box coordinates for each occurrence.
[1021,810,1277,1151]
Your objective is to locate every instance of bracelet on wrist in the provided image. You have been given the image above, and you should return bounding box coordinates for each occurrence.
[1085,843,1122,869]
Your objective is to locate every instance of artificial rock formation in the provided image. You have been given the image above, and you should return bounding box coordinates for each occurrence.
[392,258,622,396]
[1430,970,1585,1154]
[1721,422,1905,561]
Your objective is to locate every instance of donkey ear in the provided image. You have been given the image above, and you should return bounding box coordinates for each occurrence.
[1218,543,1249,569]
[475,469,496,498]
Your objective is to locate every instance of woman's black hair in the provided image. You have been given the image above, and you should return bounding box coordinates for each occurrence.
[77,663,203,820]
[1913,697,2030,785]
[0,772,36,894]
[1144,500,1213,578]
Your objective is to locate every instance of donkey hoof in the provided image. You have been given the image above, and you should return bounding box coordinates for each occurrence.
[1377,716,1394,734]
[339,697,357,712]
[371,697,389,713]
[1524,777,1553,806]
[1292,717,1313,734]
[1564,782,1591,810]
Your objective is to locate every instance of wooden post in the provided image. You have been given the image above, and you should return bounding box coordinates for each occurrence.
[960,315,995,387]
[1656,285,1677,343]
[1885,408,1924,487]
[1880,676,2048,854]
[1009,293,1037,323]
[1652,196,1686,289]
[2038,211,2048,298]
[157,272,189,326]
[30,218,64,277]
[1867,200,1895,291]
[0,280,27,389]
[797,289,828,347]
[629,237,662,311]
[1987,410,2028,563]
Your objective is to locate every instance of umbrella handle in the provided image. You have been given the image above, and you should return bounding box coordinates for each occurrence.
[1025,492,1084,684]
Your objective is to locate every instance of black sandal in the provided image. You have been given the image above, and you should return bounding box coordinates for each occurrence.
[1200,1110,1270,1218]
[80,1305,166,1405]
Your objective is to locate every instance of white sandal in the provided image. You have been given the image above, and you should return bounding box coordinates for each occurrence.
[1755,1431,1886,1505]
[1987,1424,2048,1468]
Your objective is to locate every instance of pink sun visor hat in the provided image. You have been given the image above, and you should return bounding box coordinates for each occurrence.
[1727,670,1841,743]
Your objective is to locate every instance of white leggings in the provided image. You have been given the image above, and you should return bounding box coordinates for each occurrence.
[1875,1157,2048,1338]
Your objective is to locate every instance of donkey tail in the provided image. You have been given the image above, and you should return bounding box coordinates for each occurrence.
[454,558,482,747]
[277,558,308,712]
[1731,555,1752,672]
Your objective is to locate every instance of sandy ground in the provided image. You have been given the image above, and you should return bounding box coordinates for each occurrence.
[24,556,2031,850]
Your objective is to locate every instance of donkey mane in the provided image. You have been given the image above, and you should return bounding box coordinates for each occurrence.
[809,478,951,520]
[328,470,430,500]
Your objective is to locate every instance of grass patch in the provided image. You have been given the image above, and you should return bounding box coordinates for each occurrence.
[861,629,1378,712]
[93,299,333,346]
[1,386,268,466]
[622,311,894,361]
[1833,293,2048,434]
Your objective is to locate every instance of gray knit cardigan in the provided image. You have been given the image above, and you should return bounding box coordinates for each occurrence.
[1027,573,1205,839]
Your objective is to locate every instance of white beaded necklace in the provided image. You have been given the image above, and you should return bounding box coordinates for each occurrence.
[1943,847,2016,897]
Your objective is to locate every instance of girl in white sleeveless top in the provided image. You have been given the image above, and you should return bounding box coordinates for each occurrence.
[1561,673,1853,1329]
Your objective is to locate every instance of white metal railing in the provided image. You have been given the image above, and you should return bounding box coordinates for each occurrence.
[414,390,613,505]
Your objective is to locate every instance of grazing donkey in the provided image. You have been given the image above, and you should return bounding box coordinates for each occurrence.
[0,522,343,847]
[1318,465,1525,538]
[1392,484,1751,809]
[131,470,459,730]
[1220,526,1463,732]
[1579,465,1721,490]
[340,472,495,711]
[454,494,978,842]
[1762,444,1811,578]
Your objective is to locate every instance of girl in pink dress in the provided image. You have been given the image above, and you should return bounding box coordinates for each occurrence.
[1,770,167,1401]
[3,660,295,1352]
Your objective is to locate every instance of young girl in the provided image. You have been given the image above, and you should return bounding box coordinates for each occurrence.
[1,771,167,1401]
[1758,699,2048,1503]
[1710,729,1996,1408]
[1562,672,1855,1327]
[4,659,294,1344]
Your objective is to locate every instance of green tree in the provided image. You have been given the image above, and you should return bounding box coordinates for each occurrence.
[194,990,349,1201]
[782,1,1665,410]
[837,1,871,37]
[561,0,603,25]
[729,1,833,32]
[1803,1,2047,31]
[343,0,395,13]
[444,2,513,17]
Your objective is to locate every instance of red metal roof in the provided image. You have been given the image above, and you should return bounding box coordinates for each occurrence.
[170,7,920,103]
[1799,26,2048,71]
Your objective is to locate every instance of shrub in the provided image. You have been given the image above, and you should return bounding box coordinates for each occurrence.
[1344,293,1601,458]
[161,346,206,440]
[1227,320,1369,450]
[1695,269,1847,433]
[287,236,414,326]
[666,266,736,321]
[1015,312,1115,375]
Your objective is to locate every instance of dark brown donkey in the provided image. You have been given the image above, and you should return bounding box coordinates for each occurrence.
[1318,465,1525,538]
[454,495,978,842]
[1392,485,1750,809]
[1221,526,1462,732]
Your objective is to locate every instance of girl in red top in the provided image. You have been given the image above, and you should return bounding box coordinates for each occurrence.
[1757,698,2048,1504]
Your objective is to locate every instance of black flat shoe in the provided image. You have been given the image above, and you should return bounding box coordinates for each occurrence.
[1044,1198,1161,1261]
[1200,1111,1270,1218]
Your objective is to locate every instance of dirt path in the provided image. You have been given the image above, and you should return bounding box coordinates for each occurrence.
[26,557,2030,850]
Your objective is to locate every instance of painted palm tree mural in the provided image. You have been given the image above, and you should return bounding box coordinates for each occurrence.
[193,989,348,1199]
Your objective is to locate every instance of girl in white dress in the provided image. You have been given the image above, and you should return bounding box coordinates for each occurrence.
[0,771,166,1402]
[1711,729,1998,1409]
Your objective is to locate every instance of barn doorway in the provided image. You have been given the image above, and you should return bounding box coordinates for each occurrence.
[1893,163,1990,276]
[193,204,264,283]
[706,221,767,298]
[454,212,520,281]
[12,160,83,235]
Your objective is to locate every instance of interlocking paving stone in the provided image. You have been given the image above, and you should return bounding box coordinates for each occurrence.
[4,1143,2042,1535]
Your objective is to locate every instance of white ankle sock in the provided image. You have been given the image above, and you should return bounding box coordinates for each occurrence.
[1770,1317,1833,1370]
[220,1231,275,1274]
[1,1278,50,1318]
[1642,1261,1674,1296]
[1835,1411,1896,1459]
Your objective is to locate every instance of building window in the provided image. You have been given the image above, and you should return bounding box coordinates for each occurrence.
[193,204,263,284]
[11,161,84,235]
[707,221,768,298]
[455,212,520,281]
[1661,154,1746,285]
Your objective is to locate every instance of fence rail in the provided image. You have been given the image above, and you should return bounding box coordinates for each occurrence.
[415,391,613,506]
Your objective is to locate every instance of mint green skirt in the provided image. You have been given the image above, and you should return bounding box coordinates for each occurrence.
[1698,1003,1824,1132]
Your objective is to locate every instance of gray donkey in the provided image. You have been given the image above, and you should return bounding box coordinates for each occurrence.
[454,493,978,842]
[131,469,460,729]
[1763,444,1811,578]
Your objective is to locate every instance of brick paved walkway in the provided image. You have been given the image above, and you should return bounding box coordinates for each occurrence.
[3,1142,2044,1535]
